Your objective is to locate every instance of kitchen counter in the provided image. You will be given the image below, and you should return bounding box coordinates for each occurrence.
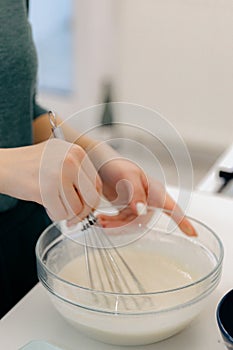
[1,190,233,350]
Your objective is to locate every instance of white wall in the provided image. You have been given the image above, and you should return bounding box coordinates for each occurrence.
[39,0,233,152]
[114,0,233,151]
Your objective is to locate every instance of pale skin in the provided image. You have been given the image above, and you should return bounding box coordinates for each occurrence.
[0,113,197,236]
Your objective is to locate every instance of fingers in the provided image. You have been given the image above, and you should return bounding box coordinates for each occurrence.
[163,193,197,236]
[59,184,83,219]
[44,191,68,221]
[41,138,195,239]
[76,166,101,210]
[98,207,135,227]
[124,168,148,215]
[40,141,102,222]
[72,145,102,194]
[148,179,197,236]
[63,158,101,224]
[177,216,198,237]
[99,208,133,221]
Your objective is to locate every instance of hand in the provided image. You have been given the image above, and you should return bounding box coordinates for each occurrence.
[97,157,197,237]
[0,139,102,222]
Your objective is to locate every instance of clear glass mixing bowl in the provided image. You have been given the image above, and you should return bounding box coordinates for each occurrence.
[36,207,223,346]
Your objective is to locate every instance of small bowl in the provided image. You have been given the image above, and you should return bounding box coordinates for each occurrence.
[217,290,233,349]
[36,207,223,346]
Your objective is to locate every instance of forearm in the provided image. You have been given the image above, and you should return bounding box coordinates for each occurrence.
[0,145,40,200]
[33,113,52,143]
[0,140,102,221]
[63,125,120,169]
[0,148,9,194]
[33,113,119,168]
[33,113,97,148]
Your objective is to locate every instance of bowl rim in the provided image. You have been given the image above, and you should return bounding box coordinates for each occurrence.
[216,289,233,344]
[36,208,224,297]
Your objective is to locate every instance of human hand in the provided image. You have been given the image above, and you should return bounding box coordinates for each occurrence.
[97,157,196,237]
[0,139,102,222]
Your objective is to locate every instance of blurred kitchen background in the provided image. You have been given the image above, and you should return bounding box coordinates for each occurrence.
[29,0,233,188]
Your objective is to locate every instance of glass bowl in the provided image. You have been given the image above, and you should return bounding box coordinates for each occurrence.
[36,207,223,346]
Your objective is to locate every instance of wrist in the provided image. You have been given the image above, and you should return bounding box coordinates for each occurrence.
[86,142,120,171]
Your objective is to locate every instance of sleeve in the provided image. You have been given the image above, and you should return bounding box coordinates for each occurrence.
[33,91,48,120]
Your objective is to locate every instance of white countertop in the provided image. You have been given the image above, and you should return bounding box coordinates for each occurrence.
[1,190,233,350]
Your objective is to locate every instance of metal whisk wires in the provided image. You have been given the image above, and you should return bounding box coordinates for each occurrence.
[81,213,152,309]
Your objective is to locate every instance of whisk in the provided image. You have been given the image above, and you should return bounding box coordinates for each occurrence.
[80,212,154,310]
[81,213,147,295]
[48,111,149,305]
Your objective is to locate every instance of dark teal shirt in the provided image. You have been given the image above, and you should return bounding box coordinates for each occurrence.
[0,0,46,211]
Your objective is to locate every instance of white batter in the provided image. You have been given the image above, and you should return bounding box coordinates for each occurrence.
[59,247,195,293]
[53,239,215,345]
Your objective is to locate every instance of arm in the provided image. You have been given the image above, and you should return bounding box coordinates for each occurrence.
[33,112,100,151]
[33,113,196,235]
[0,139,101,221]
[0,149,9,195]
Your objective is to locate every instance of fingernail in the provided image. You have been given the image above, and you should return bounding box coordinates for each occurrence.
[181,222,198,237]
[136,202,147,216]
